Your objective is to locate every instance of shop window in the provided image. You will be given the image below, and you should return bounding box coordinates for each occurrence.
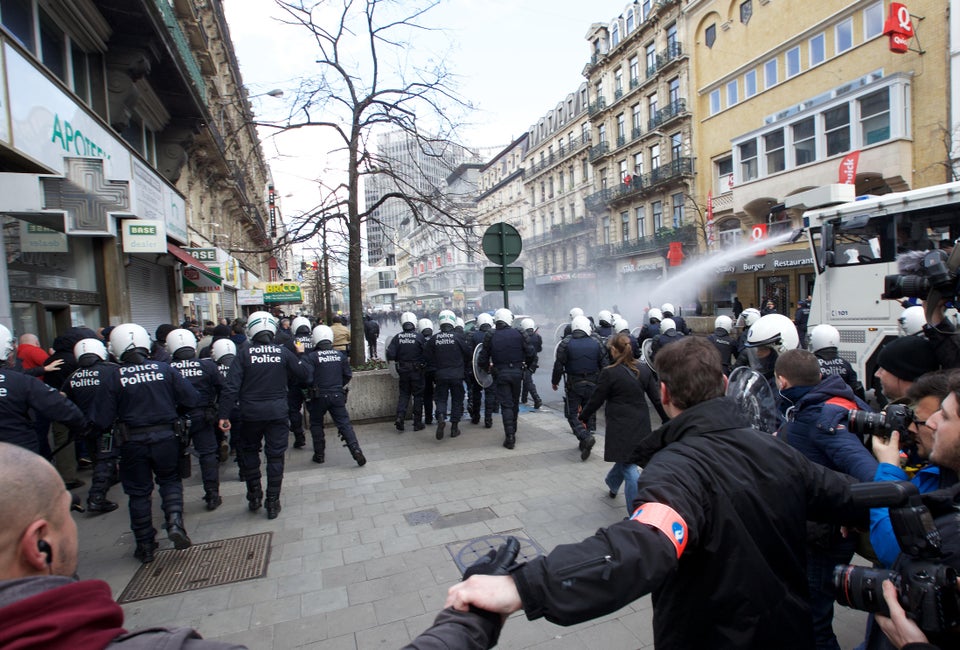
[1,0,34,51]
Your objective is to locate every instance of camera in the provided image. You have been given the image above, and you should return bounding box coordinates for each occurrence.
[833,481,960,633]
[847,405,915,445]
[882,249,959,301]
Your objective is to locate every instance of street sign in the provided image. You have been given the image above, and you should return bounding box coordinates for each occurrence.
[482,222,522,266]
[483,266,524,291]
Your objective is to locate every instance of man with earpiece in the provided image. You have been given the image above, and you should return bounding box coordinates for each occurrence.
[0,442,246,648]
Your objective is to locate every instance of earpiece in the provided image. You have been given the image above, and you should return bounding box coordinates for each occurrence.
[37,540,52,565]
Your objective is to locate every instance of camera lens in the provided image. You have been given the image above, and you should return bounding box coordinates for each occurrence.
[833,565,898,615]
[848,410,887,437]
[882,275,931,300]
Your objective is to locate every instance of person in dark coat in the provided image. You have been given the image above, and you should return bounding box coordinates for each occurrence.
[578,333,668,516]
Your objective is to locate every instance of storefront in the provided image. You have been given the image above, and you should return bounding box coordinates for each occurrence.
[711,247,815,315]
[533,270,598,316]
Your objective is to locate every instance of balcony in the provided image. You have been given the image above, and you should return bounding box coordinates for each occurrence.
[528,218,595,247]
[586,157,695,210]
[525,135,592,176]
[648,98,688,131]
[616,135,626,147]
[595,224,696,258]
[645,43,684,80]
[629,76,640,90]
[614,88,624,101]
[588,142,609,162]
[588,97,607,116]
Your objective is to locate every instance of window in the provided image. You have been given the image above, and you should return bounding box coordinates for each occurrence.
[652,201,663,231]
[740,0,753,24]
[793,117,816,165]
[836,18,853,53]
[726,80,738,106]
[864,2,884,39]
[568,166,575,188]
[764,58,778,89]
[599,168,607,189]
[739,139,758,181]
[611,23,620,48]
[633,152,644,176]
[719,219,743,249]
[744,69,757,98]
[619,159,628,181]
[645,43,656,74]
[602,216,611,244]
[39,8,66,82]
[614,69,623,96]
[594,80,603,103]
[635,206,646,239]
[668,77,680,105]
[671,132,682,160]
[642,0,652,21]
[632,104,642,135]
[647,93,658,122]
[581,122,590,141]
[716,156,734,193]
[629,56,639,84]
[671,193,684,227]
[860,87,890,144]
[705,23,716,48]
[621,211,630,240]
[786,47,801,77]
[809,33,825,66]
[598,123,607,145]
[764,129,785,174]
[1,0,34,51]
[650,143,661,169]
[710,89,721,115]
[582,159,589,181]
[666,23,677,50]
[824,104,850,156]
[626,10,635,34]
[616,113,626,144]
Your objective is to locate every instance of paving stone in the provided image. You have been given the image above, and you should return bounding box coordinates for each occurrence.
[373,591,426,624]
[250,593,302,627]
[271,612,329,649]
[229,578,278,608]
[192,604,253,638]
[355,620,412,648]
[300,586,350,617]
[278,569,327,598]
[342,540,385,564]
[324,602,376,637]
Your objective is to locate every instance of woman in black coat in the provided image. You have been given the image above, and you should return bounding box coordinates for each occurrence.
[579,333,668,515]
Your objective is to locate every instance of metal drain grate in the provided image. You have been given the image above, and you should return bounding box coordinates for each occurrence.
[118,532,272,603]
[447,530,545,575]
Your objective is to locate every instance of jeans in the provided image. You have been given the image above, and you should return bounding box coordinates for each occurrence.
[605,462,641,516]
[807,534,857,650]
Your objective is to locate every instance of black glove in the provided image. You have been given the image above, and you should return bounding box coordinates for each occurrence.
[463,536,520,580]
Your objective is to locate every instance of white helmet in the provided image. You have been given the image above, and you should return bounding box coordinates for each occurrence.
[660,318,677,333]
[714,315,733,335]
[455,317,465,329]
[569,307,584,320]
[736,307,761,329]
[520,318,535,332]
[897,306,926,336]
[493,308,513,326]
[571,315,591,334]
[745,313,799,354]
[400,311,418,329]
[613,317,630,333]
[438,310,457,328]
[211,338,237,363]
[0,323,14,361]
[311,324,334,346]
[612,313,622,322]
[109,323,151,358]
[165,328,197,357]
[597,309,613,326]
[418,318,434,334]
[647,308,663,323]
[661,302,675,316]
[808,324,839,352]
[291,316,312,335]
[477,313,494,328]
[246,311,278,340]
[74,338,108,364]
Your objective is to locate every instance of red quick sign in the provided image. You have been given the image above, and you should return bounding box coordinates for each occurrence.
[883,3,913,53]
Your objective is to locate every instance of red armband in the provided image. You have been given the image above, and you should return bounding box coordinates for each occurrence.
[629,502,689,558]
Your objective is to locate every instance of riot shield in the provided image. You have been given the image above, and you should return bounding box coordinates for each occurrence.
[640,338,655,371]
[631,326,643,340]
[472,344,493,388]
[388,360,400,379]
[554,323,568,344]
[726,366,780,434]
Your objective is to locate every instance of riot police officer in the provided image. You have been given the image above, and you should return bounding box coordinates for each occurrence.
[386,312,426,432]
[637,308,662,344]
[552,315,607,460]
[651,318,685,361]
[424,310,472,440]
[212,339,239,458]
[91,323,201,563]
[286,316,313,449]
[562,307,584,338]
[478,309,536,450]
[809,323,866,400]
[613,317,640,359]
[63,338,119,513]
[167,329,225,511]
[660,303,689,336]
[217,311,308,520]
[519,318,542,409]
[302,325,366,465]
[595,310,615,339]
[419,318,436,427]
[735,307,762,355]
[468,313,498,427]
[707,315,737,375]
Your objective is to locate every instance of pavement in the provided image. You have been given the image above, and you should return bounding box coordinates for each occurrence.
[75,402,870,649]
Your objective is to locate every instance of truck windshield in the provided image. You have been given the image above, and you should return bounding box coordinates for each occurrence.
[825,214,895,266]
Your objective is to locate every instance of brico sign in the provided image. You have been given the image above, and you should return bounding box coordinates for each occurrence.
[883,3,913,54]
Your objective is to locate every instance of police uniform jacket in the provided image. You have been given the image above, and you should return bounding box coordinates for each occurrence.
[386,330,425,373]
[815,348,865,399]
[91,361,200,431]
[707,330,737,373]
[285,333,312,356]
[303,347,352,392]
[669,315,690,335]
[62,361,117,433]
[424,328,471,381]
[637,323,660,343]
[477,326,535,370]
[651,330,684,357]
[595,324,614,339]
[0,369,86,449]
[170,358,223,415]
[551,332,606,386]
[510,397,864,649]
[218,342,307,422]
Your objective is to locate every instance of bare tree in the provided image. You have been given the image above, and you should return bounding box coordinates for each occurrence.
[265,0,473,365]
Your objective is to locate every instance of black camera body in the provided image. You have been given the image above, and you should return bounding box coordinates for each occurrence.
[882,249,959,301]
[833,482,960,633]
[848,405,915,446]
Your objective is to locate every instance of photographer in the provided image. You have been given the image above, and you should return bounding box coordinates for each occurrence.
[874,337,940,403]
[922,300,960,370]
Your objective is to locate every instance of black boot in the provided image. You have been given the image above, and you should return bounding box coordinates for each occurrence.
[579,435,596,461]
[350,446,367,467]
[533,398,542,409]
[484,416,493,429]
[204,490,222,511]
[503,434,516,450]
[312,451,325,464]
[450,422,461,438]
[134,539,158,564]
[293,433,306,449]
[165,514,192,550]
[435,420,445,440]
[247,485,263,512]
[413,418,425,431]
[265,497,281,520]
[395,417,405,432]
[470,413,480,425]
[86,495,119,514]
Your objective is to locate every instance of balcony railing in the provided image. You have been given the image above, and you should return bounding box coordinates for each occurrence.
[648,98,687,131]
[588,142,609,162]
[595,224,696,257]
[588,97,607,116]
[646,42,684,80]
[629,76,640,89]
[614,88,624,100]
[586,157,695,210]
[525,135,592,176]
[528,217,595,246]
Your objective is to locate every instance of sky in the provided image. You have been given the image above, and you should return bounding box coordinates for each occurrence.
[222,0,619,221]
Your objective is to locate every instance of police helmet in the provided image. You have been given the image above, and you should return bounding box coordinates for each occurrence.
[714,315,733,335]
[0,323,14,361]
[613,317,630,333]
[597,310,613,326]
[455,317,465,329]
[647,308,663,324]
[477,313,494,329]
[520,318,536,332]
[418,318,434,335]
[165,328,198,357]
[73,338,108,366]
[736,307,761,329]
[211,338,237,363]
[661,303,675,316]
[292,316,312,336]
[808,324,840,353]
[660,318,677,333]
[745,314,799,354]
[897,306,926,337]
[438,310,457,328]
[247,311,279,341]
[571,315,591,334]
[109,323,151,359]
[400,311,418,330]
[312,324,334,347]
[493,308,513,327]
[569,307,584,320]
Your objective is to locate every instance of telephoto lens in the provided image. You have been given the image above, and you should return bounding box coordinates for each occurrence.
[833,564,899,616]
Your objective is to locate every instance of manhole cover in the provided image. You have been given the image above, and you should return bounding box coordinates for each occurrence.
[404,508,440,526]
[447,530,545,575]
[118,532,272,603]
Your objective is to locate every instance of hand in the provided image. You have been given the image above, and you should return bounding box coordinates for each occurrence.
[463,537,520,580]
[552,384,558,391]
[875,579,929,648]
[445,575,522,617]
[219,418,231,432]
[44,358,64,372]
[295,341,304,353]
[871,429,902,466]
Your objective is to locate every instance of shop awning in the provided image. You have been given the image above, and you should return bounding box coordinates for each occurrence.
[168,243,222,293]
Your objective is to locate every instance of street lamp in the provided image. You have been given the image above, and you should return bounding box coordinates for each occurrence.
[248,88,284,100]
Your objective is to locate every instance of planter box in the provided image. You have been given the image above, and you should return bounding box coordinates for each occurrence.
[329,368,399,423]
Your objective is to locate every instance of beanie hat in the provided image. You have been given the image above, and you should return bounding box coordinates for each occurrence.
[212,324,232,338]
[877,336,939,381]
[155,324,175,344]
